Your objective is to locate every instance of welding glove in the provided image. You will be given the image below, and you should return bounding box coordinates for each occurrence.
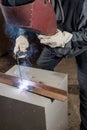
[14,35,29,55]
[38,29,73,48]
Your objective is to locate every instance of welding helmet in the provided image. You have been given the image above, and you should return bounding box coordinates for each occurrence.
[0,0,57,35]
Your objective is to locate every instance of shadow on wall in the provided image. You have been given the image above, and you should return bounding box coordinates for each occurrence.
[0,9,11,56]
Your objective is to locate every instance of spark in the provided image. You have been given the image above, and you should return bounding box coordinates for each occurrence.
[18,79,35,91]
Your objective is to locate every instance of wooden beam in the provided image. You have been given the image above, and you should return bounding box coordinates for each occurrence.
[0,72,68,102]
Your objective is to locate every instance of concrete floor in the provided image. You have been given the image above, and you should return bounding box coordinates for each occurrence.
[0,55,80,130]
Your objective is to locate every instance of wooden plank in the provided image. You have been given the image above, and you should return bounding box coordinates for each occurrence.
[0,72,68,102]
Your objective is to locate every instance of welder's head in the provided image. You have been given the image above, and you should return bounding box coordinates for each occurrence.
[0,0,57,35]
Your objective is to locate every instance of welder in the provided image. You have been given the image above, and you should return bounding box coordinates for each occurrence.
[38,1,87,130]
[1,0,87,130]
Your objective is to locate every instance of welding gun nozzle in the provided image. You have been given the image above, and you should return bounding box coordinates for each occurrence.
[16,51,27,58]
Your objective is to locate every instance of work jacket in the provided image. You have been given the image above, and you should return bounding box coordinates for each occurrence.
[52,0,87,57]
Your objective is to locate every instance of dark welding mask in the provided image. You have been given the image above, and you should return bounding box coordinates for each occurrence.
[0,0,57,35]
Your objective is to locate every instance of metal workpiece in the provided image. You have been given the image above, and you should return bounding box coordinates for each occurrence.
[0,65,68,130]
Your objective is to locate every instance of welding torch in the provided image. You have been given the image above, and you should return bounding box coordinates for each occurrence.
[15,51,32,81]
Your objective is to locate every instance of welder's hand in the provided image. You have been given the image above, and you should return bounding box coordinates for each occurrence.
[14,35,29,54]
[38,29,73,48]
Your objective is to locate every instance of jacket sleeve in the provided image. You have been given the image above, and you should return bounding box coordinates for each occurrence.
[54,0,87,57]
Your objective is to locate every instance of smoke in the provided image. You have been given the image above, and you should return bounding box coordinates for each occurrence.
[4,23,39,52]
[4,23,40,68]
[4,23,38,40]
[4,23,19,40]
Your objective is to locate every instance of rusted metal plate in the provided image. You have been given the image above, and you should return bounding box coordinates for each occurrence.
[0,72,67,101]
[0,0,57,35]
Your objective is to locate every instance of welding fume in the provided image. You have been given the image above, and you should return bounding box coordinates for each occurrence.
[0,0,57,60]
[0,0,71,66]
[0,0,58,83]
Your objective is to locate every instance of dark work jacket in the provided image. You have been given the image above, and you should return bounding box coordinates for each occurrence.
[53,0,87,57]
